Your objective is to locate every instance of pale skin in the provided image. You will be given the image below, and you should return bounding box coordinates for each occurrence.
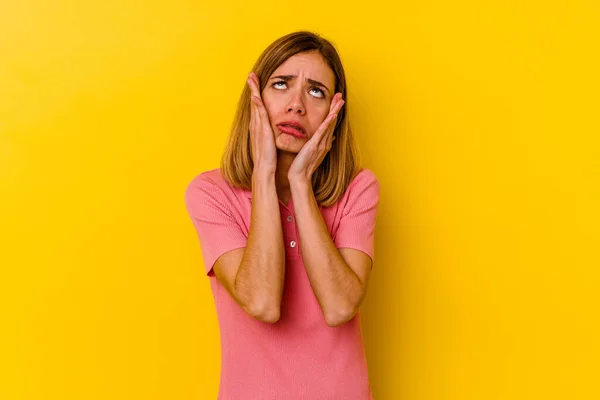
[213,51,372,327]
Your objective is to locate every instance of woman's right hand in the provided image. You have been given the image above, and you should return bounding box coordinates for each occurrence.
[247,72,277,175]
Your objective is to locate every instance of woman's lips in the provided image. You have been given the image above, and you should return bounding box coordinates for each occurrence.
[277,124,307,139]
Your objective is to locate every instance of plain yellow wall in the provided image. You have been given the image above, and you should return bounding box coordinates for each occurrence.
[1,1,599,399]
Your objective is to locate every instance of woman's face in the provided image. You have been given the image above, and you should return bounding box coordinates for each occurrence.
[261,51,336,154]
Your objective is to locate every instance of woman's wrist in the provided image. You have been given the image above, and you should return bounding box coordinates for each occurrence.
[252,168,276,188]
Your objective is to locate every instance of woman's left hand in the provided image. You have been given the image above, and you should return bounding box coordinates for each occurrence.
[288,93,345,184]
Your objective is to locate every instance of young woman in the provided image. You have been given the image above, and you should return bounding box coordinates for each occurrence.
[185,31,380,400]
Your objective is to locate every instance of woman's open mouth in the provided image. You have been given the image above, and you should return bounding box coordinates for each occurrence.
[277,124,307,139]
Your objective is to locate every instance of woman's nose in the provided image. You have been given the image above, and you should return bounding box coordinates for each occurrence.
[286,91,305,115]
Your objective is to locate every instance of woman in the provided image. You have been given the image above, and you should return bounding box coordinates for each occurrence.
[185,31,380,400]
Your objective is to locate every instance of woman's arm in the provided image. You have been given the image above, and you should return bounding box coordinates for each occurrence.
[216,73,285,323]
[289,180,372,327]
[215,171,284,323]
[240,171,285,321]
[283,92,372,327]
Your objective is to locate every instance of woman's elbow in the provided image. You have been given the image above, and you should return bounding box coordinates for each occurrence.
[246,302,281,324]
[325,305,357,327]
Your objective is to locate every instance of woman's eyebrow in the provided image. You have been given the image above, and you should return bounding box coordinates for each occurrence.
[270,75,331,94]
[307,78,331,94]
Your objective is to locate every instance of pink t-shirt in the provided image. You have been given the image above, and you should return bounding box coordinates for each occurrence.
[184,168,380,400]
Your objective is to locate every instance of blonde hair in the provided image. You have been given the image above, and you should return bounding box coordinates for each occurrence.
[220,31,361,207]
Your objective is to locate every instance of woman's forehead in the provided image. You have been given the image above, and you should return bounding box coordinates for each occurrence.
[270,52,335,86]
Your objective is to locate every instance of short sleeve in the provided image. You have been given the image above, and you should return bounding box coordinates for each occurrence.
[184,174,248,276]
[333,169,380,264]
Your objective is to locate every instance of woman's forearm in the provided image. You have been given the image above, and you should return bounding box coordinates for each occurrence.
[234,171,285,322]
[290,179,363,326]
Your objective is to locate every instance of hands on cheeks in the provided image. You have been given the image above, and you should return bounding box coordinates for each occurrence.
[287,93,345,184]
[246,71,345,183]
[247,72,278,174]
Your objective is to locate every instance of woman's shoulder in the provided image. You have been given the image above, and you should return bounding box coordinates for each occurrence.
[328,168,379,210]
[351,168,378,184]
[187,168,227,188]
[346,168,379,194]
[185,168,236,200]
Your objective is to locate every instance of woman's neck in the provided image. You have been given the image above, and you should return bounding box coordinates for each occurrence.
[275,151,295,205]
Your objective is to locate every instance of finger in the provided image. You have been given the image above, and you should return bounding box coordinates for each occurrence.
[325,101,344,134]
[249,97,255,134]
[247,75,254,96]
[251,96,263,131]
[251,96,261,131]
[329,92,342,112]
[325,106,341,138]
[249,77,272,130]
[332,96,345,115]
[252,73,264,101]
[247,73,261,98]
[328,94,337,113]
[248,86,260,136]
[250,95,272,139]
[247,72,262,103]
[252,94,270,125]
[325,114,338,141]
[312,112,337,143]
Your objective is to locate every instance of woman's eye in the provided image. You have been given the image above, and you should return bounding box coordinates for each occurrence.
[272,81,324,98]
[309,87,325,98]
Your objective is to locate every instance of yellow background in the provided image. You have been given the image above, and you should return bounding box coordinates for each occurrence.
[1,1,599,399]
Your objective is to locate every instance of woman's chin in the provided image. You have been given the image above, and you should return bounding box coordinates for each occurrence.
[275,134,307,153]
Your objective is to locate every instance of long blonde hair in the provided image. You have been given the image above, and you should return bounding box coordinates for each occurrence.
[220,31,361,207]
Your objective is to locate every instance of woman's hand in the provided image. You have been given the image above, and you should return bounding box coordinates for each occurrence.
[247,72,278,176]
[288,93,345,184]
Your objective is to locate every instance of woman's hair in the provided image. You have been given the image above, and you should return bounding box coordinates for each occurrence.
[220,31,361,207]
